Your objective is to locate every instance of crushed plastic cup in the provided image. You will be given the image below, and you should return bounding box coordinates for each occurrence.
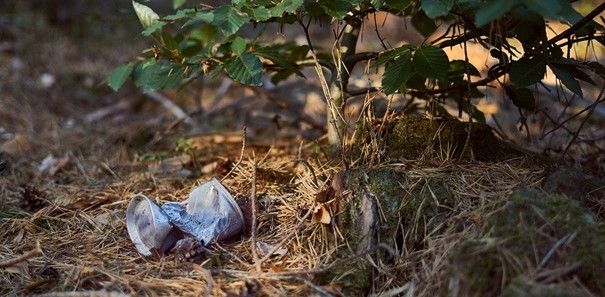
[126,194,174,256]
[126,178,245,256]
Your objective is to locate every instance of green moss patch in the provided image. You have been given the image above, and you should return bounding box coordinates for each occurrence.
[323,167,456,295]
[448,187,605,296]
[356,115,522,161]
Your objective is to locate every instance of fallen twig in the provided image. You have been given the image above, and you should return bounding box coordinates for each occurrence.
[250,157,260,272]
[31,291,130,297]
[0,241,42,268]
[221,127,247,182]
[145,91,195,126]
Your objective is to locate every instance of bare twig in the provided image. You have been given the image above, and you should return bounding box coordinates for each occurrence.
[250,157,260,272]
[209,79,232,110]
[31,291,129,297]
[221,127,247,182]
[0,241,42,268]
[146,91,195,126]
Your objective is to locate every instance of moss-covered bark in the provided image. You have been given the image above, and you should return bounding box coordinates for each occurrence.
[355,115,524,161]
[448,188,605,296]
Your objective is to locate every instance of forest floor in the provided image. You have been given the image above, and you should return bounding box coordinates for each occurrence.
[1,6,605,297]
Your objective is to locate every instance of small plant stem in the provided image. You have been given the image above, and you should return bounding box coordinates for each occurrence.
[250,157,260,272]
[327,19,362,155]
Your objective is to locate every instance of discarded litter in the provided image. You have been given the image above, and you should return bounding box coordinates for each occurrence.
[126,178,245,257]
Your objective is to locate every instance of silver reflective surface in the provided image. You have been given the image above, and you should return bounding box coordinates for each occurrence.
[162,178,244,245]
[126,178,245,256]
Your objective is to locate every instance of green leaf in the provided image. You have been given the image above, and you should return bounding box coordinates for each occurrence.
[142,21,166,36]
[524,0,561,20]
[211,6,249,36]
[161,31,179,50]
[549,64,583,97]
[370,0,384,9]
[271,69,294,85]
[270,0,304,17]
[132,60,185,92]
[505,86,536,110]
[182,11,213,27]
[384,0,413,12]
[588,61,605,79]
[173,0,186,9]
[225,52,263,86]
[382,51,414,94]
[319,0,358,18]
[164,8,196,21]
[183,6,248,37]
[421,0,454,19]
[374,44,415,66]
[303,2,326,17]
[558,0,582,24]
[406,74,427,90]
[108,63,134,91]
[475,0,516,27]
[509,55,546,87]
[132,1,160,28]
[412,10,437,36]
[249,7,272,21]
[231,36,247,55]
[413,45,449,80]
[448,60,480,77]
[254,44,305,76]
[513,9,546,51]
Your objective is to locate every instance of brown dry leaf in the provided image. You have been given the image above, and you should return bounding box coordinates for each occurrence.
[269,264,285,273]
[311,203,331,225]
[12,229,24,244]
[151,154,192,177]
[256,241,288,257]
[201,161,218,174]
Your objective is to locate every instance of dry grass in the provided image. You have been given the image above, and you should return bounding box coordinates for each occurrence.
[2,6,603,297]
[0,140,549,296]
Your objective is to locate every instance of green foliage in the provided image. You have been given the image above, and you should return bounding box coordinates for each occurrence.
[421,0,454,19]
[108,63,134,91]
[381,49,414,94]
[112,0,605,123]
[412,45,449,80]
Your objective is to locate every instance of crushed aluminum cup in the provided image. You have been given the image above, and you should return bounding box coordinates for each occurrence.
[126,195,174,256]
[161,178,245,245]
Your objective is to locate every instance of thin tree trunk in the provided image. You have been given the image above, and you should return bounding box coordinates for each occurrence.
[327,19,361,154]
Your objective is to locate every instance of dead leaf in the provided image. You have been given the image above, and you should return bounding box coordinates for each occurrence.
[12,229,24,244]
[256,241,288,257]
[93,211,118,228]
[312,203,331,225]
[201,161,218,174]
[151,154,192,177]
[268,264,285,273]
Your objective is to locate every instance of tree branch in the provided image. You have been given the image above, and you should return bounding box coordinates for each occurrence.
[346,2,605,98]
[344,51,378,67]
